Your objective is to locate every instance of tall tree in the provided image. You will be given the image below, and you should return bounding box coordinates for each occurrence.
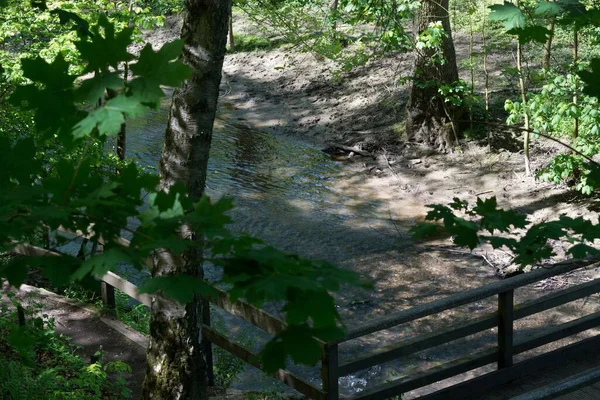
[142,1,232,399]
[405,0,460,151]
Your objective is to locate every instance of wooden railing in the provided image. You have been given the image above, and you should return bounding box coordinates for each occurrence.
[9,242,600,399]
[324,258,600,400]
[97,269,330,400]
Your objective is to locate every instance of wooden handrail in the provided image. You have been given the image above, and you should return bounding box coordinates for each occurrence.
[341,258,600,343]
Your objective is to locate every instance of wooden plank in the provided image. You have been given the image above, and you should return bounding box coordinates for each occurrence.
[342,259,599,343]
[348,348,498,400]
[100,271,152,307]
[17,305,25,326]
[513,310,600,355]
[210,286,288,337]
[514,278,600,320]
[322,343,339,400]
[498,290,514,368]
[9,243,61,258]
[202,299,215,387]
[508,365,600,400]
[416,334,600,400]
[339,312,499,376]
[202,324,326,400]
[101,281,116,310]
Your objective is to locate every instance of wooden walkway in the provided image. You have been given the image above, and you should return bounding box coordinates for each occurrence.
[474,344,600,400]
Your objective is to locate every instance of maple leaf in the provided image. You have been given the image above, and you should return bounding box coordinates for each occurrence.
[129,40,192,105]
[73,94,146,138]
[76,14,134,72]
[489,2,526,31]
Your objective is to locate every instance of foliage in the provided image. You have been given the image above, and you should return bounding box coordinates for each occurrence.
[0,1,365,376]
[146,0,185,15]
[507,72,600,193]
[411,196,600,268]
[0,0,162,83]
[0,294,131,399]
[231,34,280,52]
[234,0,418,75]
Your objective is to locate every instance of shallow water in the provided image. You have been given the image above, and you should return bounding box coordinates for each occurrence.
[116,94,419,395]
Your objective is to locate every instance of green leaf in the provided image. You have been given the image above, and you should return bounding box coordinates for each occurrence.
[260,325,322,373]
[473,197,528,233]
[73,94,146,138]
[73,248,137,281]
[535,1,563,16]
[0,256,30,287]
[8,325,36,356]
[129,40,192,105]
[50,9,90,37]
[579,59,600,100]
[409,222,439,239]
[507,26,552,44]
[489,2,526,31]
[10,55,82,139]
[76,14,134,72]
[568,243,600,258]
[76,72,123,104]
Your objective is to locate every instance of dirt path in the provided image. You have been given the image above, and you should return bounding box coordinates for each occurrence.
[2,284,149,398]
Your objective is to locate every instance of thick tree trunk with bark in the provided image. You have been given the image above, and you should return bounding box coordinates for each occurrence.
[406,0,460,151]
[142,1,231,399]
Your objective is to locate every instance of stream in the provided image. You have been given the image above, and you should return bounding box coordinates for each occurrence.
[122,93,414,395]
[54,90,486,397]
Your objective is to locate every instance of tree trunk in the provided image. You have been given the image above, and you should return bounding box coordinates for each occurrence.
[331,0,339,31]
[573,29,579,140]
[405,0,460,151]
[142,1,231,399]
[542,19,555,69]
[482,0,491,148]
[517,39,531,176]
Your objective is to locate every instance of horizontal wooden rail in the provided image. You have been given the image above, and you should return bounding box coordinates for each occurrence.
[210,286,287,337]
[417,334,600,400]
[202,324,326,400]
[348,348,498,400]
[514,278,600,320]
[340,273,600,376]
[513,310,600,354]
[342,259,599,343]
[509,365,600,400]
[339,312,499,376]
[100,271,152,307]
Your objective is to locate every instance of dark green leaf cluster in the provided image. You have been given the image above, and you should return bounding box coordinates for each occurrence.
[411,196,600,269]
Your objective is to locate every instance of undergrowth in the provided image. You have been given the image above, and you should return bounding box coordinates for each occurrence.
[230,34,283,53]
[0,291,131,399]
[62,282,249,388]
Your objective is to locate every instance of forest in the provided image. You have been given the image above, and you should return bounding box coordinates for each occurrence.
[1,0,600,399]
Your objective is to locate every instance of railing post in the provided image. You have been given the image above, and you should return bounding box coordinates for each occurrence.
[202,298,215,386]
[17,305,25,326]
[498,289,514,368]
[321,343,339,400]
[101,282,116,311]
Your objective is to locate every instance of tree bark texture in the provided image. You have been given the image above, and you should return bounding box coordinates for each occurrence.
[542,19,555,69]
[142,1,231,399]
[159,0,231,198]
[406,0,460,151]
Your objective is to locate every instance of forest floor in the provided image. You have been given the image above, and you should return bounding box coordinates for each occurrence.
[130,12,600,397]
